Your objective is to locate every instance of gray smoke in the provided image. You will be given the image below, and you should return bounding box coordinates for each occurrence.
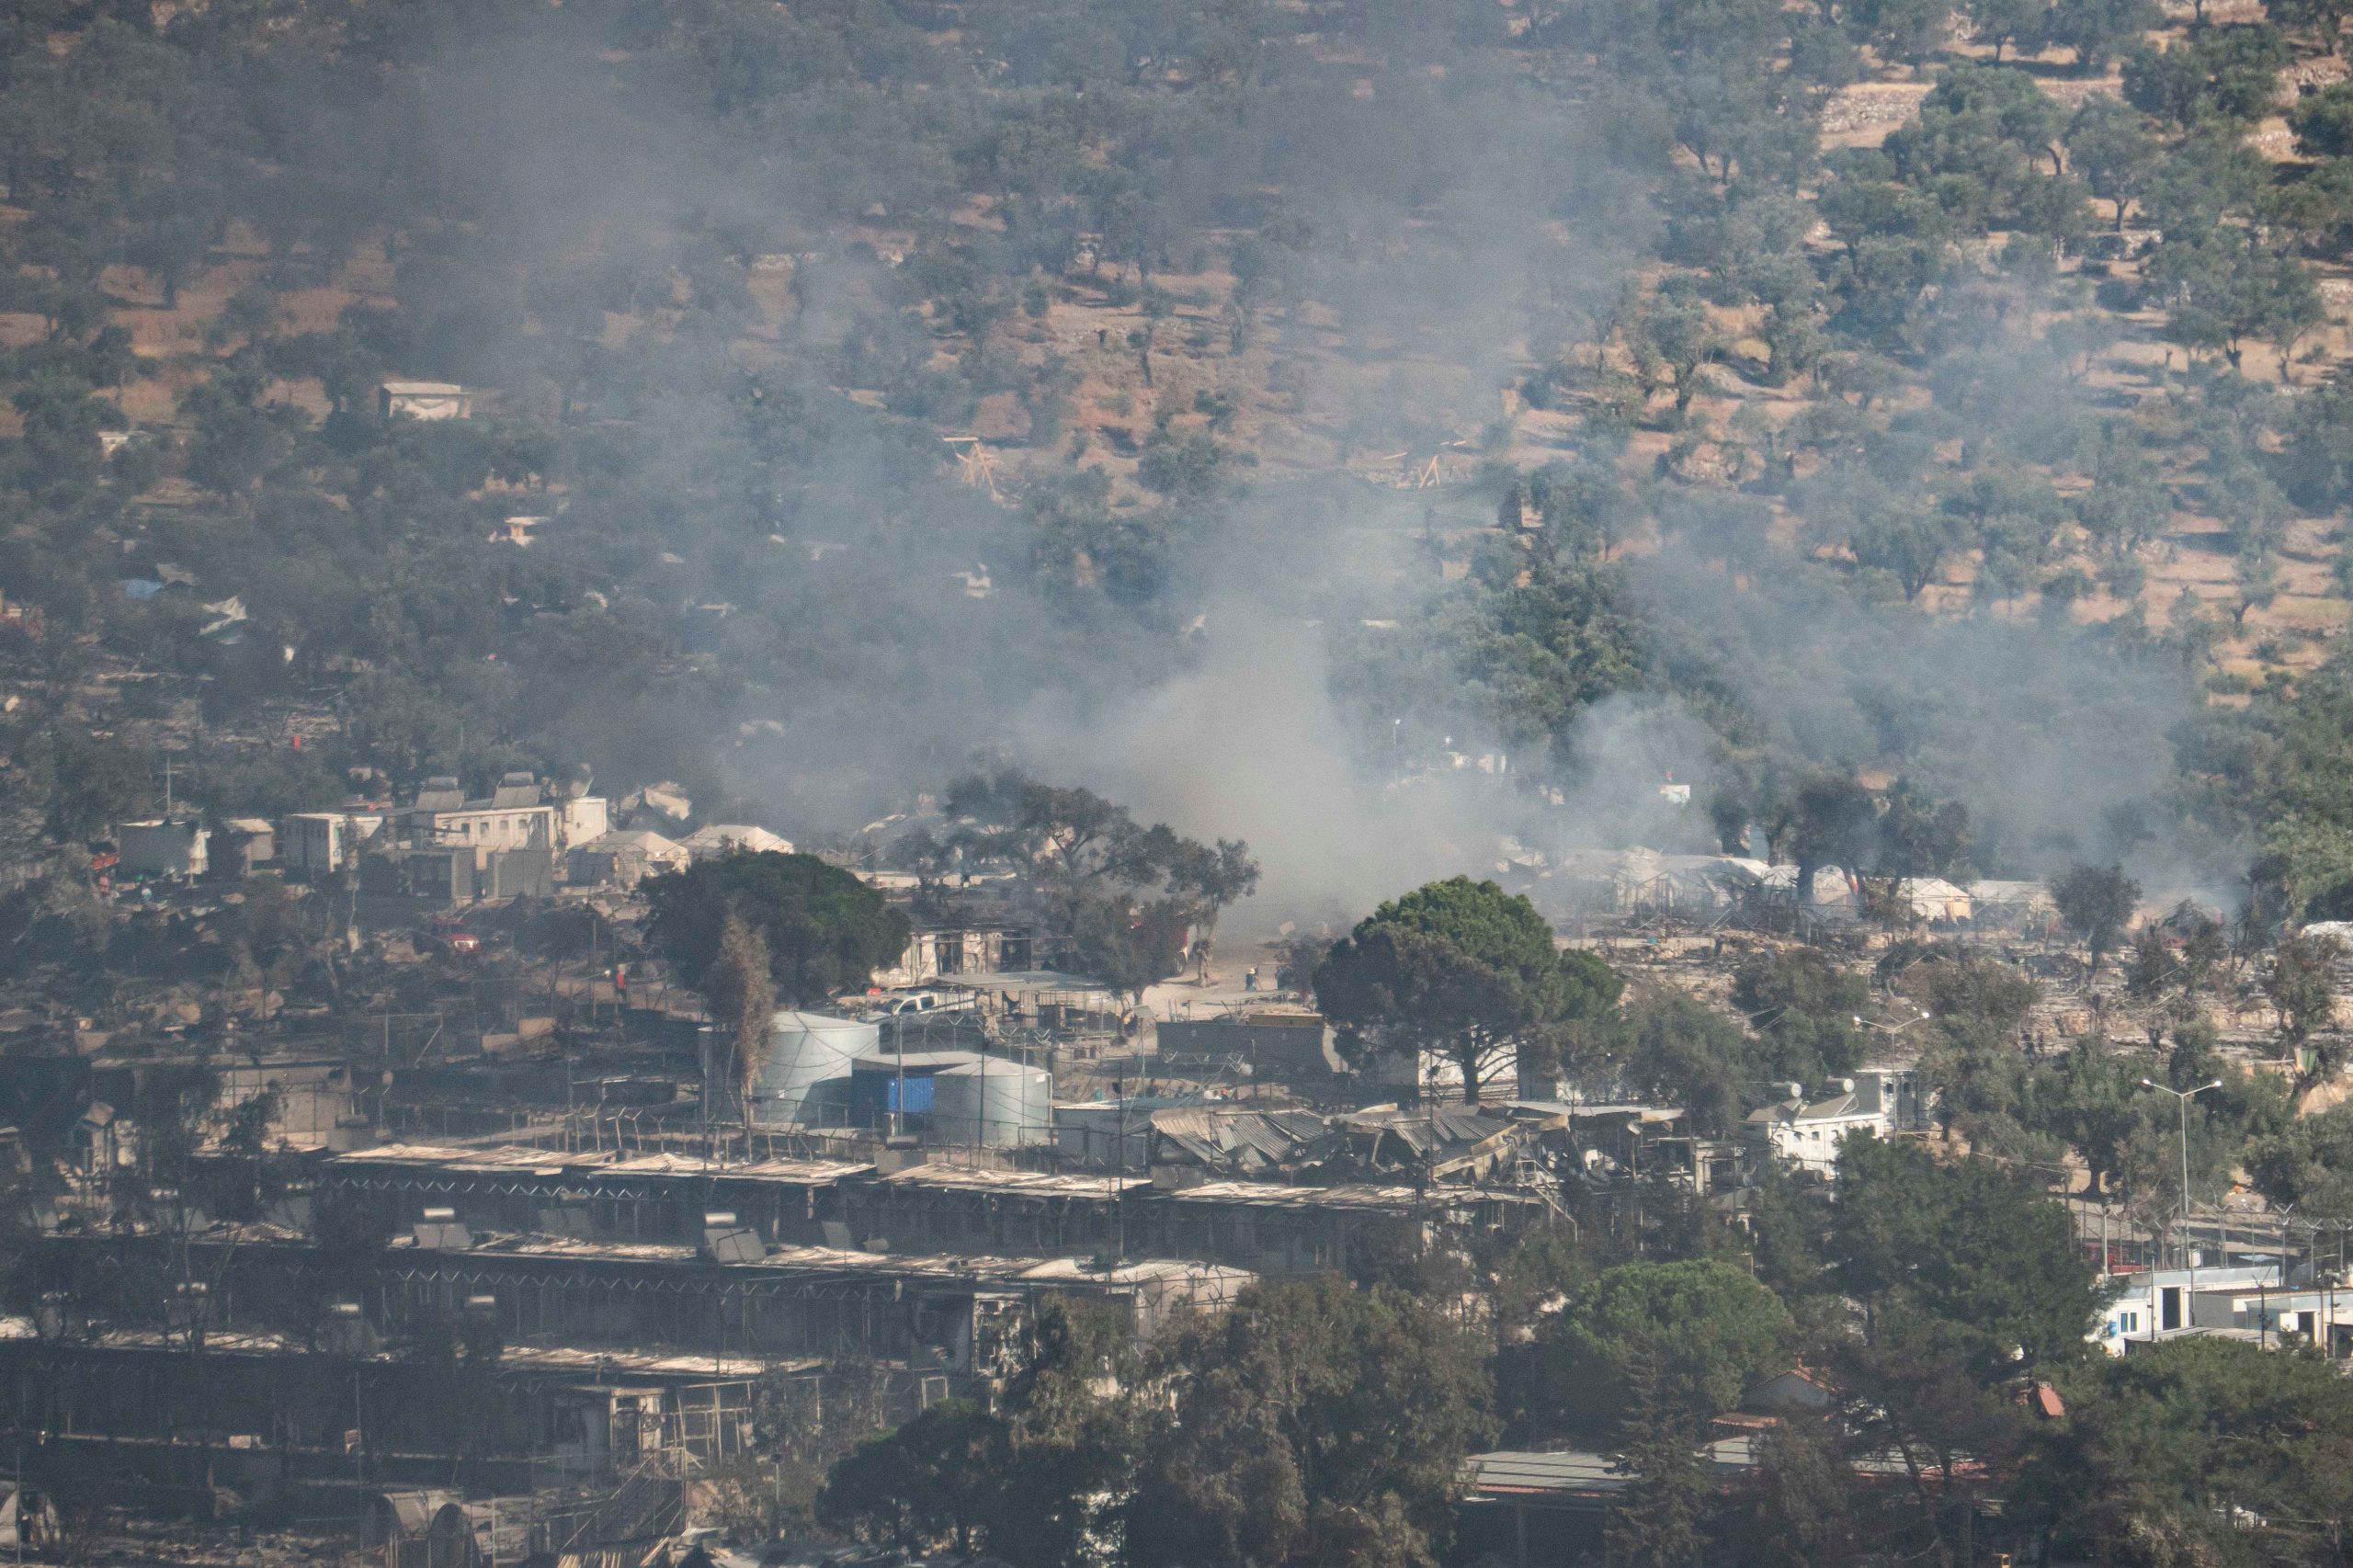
[358,9,2231,918]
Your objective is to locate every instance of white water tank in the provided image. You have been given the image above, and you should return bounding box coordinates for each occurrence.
[928,1058,1054,1148]
[751,1010,878,1126]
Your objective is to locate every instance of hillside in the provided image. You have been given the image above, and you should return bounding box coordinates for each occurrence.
[4,0,2353,912]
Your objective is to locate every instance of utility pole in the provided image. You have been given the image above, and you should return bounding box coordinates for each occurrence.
[2143,1078,2222,1301]
[699,1026,714,1162]
[2333,1223,2346,1359]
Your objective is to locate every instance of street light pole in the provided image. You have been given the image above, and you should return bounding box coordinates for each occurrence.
[2143,1078,2222,1304]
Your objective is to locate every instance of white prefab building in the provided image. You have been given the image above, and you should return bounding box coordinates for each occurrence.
[2187,1283,2353,1355]
[414,804,553,855]
[116,819,209,878]
[1971,880,2058,930]
[566,830,689,888]
[2093,1265,2284,1354]
[1894,877,1972,923]
[379,381,471,420]
[217,816,276,875]
[1741,1068,1927,1178]
[0,1484,59,1554]
[283,812,386,880]
[558,794,610,848]
[1375,1041,1519,1105]
[680,824,794,859]
[1756,864,1862,913]
[405,774,555,867]
[622,783,693,824]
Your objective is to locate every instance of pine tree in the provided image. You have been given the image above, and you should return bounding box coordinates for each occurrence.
[1608,1339,1708,1568]
[1744,1421,1859,1568]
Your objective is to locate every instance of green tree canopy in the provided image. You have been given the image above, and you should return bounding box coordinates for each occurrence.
[1613,985,1757,1137]
[2268,929,2343,1071]
[642,851,911,1004]
[2123,26,2290,127]
[1127,1277,1495,1568]
[44,732,152,843]
[818,1398,1002,1556]
[1831,1134,2098,1374]
[1732,948,1870,1085]
[990,1301,1146,1568]
[2065,95,2159,230]
[947,769,1258,995]
[1535,1259,1796,1441]
[1882,64,2080,234]
[2248,1100,2353,1215]
[1315,877,1621,1103]
[2293,80,2353,157]
[2041,1337,2353,1562]
[2050,861,2141,975]
[816,1298,1142,1565]
[1785,774,1877,908]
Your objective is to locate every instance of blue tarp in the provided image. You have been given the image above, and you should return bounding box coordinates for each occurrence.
[849,1070,938,1125]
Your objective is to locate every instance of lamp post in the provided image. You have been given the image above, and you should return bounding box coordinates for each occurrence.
[2302,1218,2353,1358]
[1851,1008,1932,1035]
[2143,1078,2222,1301]
[2325,1214,2343,1346]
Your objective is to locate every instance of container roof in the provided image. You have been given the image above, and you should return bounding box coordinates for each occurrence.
[771,1009,879,1034]
[934,1058,1051,1079]
[852,1051,983,1073]
[877,1167,1150,1199]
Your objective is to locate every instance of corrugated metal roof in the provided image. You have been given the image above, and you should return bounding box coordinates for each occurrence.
[1162,1180,1544,1212]
[1149,1108,1334,1168]
[379,1226,1244,1294]
[1510,1101,1685,1122]
[853,1051,984,1074]
[380,1490,462,1537]
[1164,1181,1429,1211]
[0,1316,807,1380]
[331,1142,870,1184]
[877,1167,1150,1199]
[1348,1107,1518,1158]
[1465,1449,1624,1496]
[581,829,683,853]
[1014,1257,1255,1289]
[1745,1091,1863,1127]
[1465,1439,1767,1500]
[681,824,793,855]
